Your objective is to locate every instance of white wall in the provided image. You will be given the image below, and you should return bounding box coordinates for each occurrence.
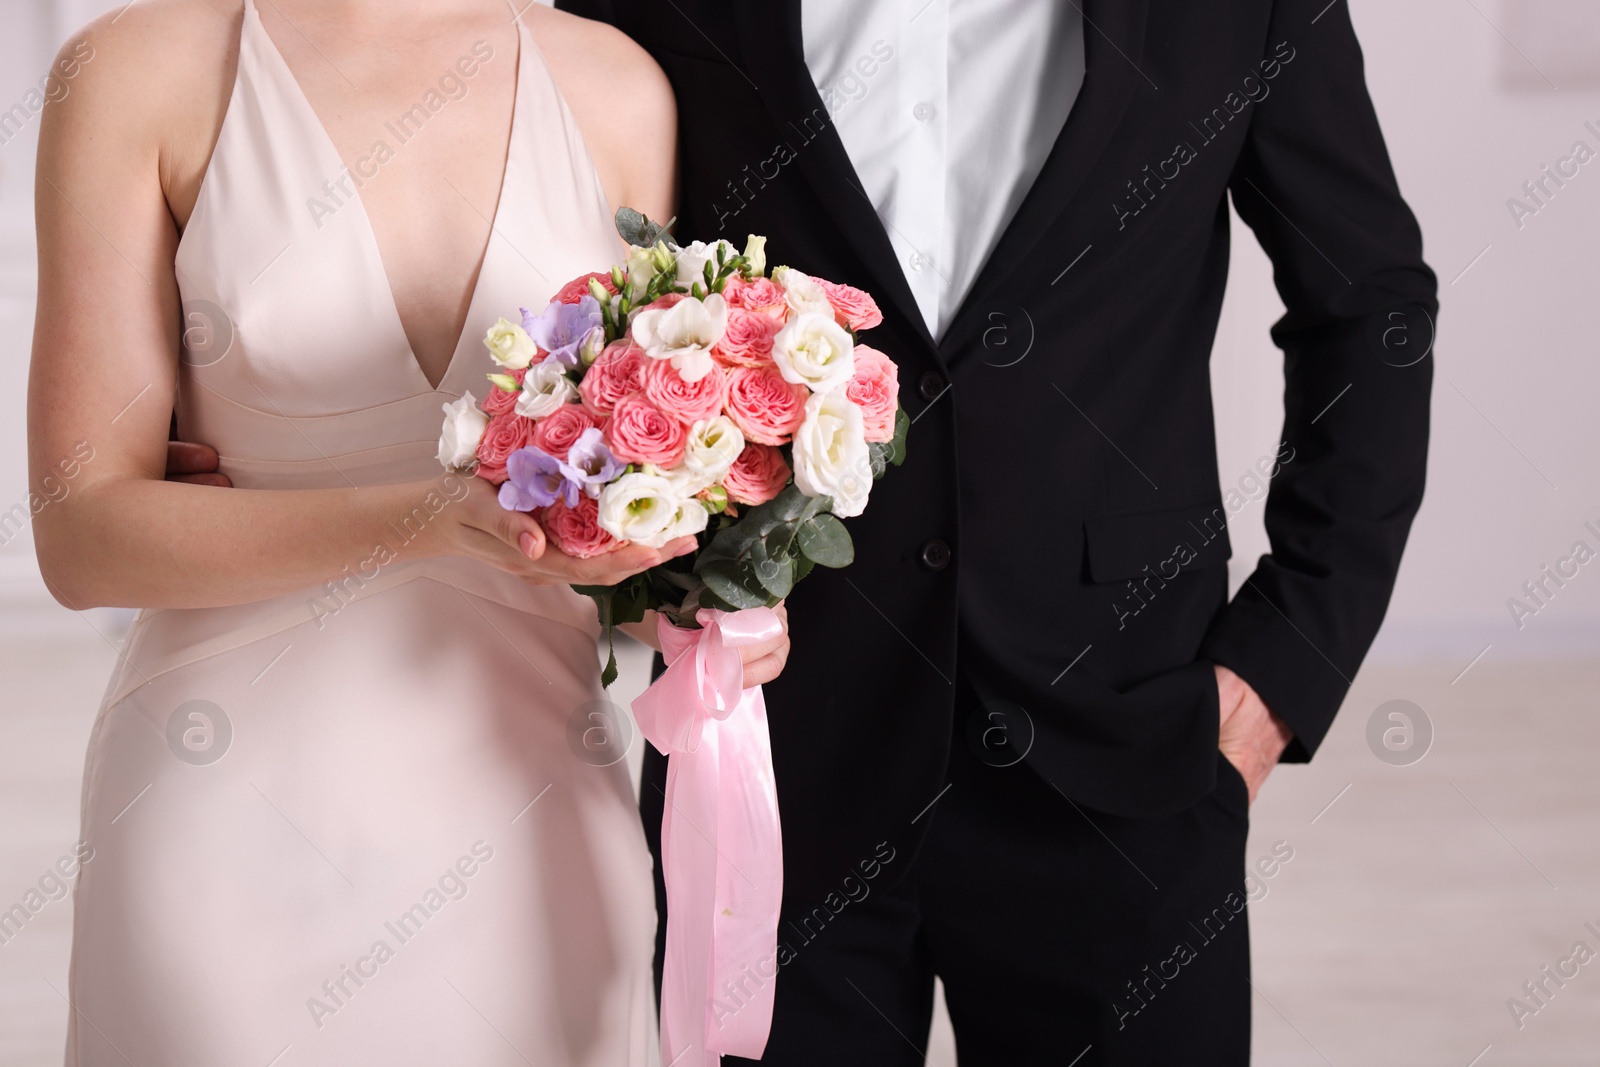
[1214,0,1600,666]
[2,0,1598,669]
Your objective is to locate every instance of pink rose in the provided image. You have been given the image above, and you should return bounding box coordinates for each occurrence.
[474,411,537,485]
[724,366,808,446]
[844,344,900,443]
[723,442,792,506]
[643,358,726,424]
[713,308,780,368]
[554,271,616,305]
[580,341,647,416]
[528,403,598,461]
[820,279,884,331]
[481,367,526,417]
[605,393,688,467]
[723,275,787,320]
[543,496,619,558]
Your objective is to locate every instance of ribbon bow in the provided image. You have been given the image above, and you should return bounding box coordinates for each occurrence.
[632,607,785,1067]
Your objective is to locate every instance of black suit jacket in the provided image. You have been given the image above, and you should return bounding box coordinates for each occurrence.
[560,0,1435,902]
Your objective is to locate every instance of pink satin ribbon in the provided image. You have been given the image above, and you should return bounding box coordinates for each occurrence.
[633,607,785,1067]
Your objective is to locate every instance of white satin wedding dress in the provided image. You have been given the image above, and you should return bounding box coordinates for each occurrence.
[66,5,655,1064]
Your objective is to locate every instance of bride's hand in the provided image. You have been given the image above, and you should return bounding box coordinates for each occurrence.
[740,603,790,687]
[430,474,696,586]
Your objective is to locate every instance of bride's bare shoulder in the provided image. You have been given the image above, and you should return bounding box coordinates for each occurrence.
[523,4,670,97]
[522,6,676,215]
[42,0,242,196]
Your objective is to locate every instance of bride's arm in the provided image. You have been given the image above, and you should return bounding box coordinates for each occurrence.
[28,20,683,612]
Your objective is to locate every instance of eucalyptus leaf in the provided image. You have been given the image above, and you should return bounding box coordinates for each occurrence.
[796,513,854,568]
[887,406,910,467]
[696,518,763,571]
[764,484,831,525]
[867,442,889,479]
[750,536,796,599]
[614,207,677,249]
[699,559,770,610]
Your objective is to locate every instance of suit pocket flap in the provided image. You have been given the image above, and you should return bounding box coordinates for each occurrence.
[1083,501,1233,583]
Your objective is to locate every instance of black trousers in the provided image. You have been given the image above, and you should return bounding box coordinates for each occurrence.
[645,723,1253,1066]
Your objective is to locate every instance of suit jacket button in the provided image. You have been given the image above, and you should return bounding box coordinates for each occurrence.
[920,539,952,571]
[918,371,947,403]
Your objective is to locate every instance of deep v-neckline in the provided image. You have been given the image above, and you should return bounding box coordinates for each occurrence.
[247,1,524,392]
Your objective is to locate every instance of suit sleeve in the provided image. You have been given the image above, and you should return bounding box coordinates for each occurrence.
[1201,0,1435,761]
[552,0,617,21]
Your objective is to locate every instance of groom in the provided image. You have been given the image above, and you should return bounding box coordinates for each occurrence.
[561,0,1432,1062]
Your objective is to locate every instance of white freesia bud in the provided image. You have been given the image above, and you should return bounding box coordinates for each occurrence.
[484,317,536,370]
[437,392,488,471]
[792,390,871,517]
[630,293,729,383]
[772,311,856,394]
[597,471,710,548]
[683,416,745,483]
[651,241,677,274]
[772,266,835,319]
[744,234,767,277]
[514,361,579,419]
[674,240,736,289]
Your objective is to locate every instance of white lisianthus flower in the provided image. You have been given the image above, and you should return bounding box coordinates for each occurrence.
[630,293,728,383]
[598,471,710,548]
[514,361,579,419]
[437,391,488,470]
[772,311,856,394]
[682,416,745,484]
[653,462,715,500]
[484,317,536,370]
[674,240,736,289]
[772,266,835,319]
[792,390,872,517]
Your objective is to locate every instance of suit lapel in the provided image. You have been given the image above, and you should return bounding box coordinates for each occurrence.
[733,0,1151,355]
[734,1,936,354]
[946,0,1153,345]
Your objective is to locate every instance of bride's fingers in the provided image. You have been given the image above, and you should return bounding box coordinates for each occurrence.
[741,648,788,687]
[534,537,699,586]
[533,544,665,585]
[738,634,788,663]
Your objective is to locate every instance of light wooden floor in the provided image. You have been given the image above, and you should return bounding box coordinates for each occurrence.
[2,634,1596,1065]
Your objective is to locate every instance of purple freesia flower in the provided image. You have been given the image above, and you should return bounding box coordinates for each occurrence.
[498,446,580,511]
[561,428,624,498]
[522,296,603,368]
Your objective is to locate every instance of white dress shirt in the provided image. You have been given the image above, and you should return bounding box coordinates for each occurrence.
[801,0,1086,339]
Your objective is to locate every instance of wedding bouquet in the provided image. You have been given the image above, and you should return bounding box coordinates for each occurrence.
[437,209,908,683]
[439,210,905,1066]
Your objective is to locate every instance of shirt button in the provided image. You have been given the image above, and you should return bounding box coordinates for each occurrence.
[920,539,952,572]
[913,101,935,122]
[918,370,947,402]
[908,251,929,273]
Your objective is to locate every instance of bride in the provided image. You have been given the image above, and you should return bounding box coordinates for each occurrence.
[27,0,787,1063]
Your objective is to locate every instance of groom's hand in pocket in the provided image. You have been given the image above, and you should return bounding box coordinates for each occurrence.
[166,441,231,487]
[1215,663,1293,805]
